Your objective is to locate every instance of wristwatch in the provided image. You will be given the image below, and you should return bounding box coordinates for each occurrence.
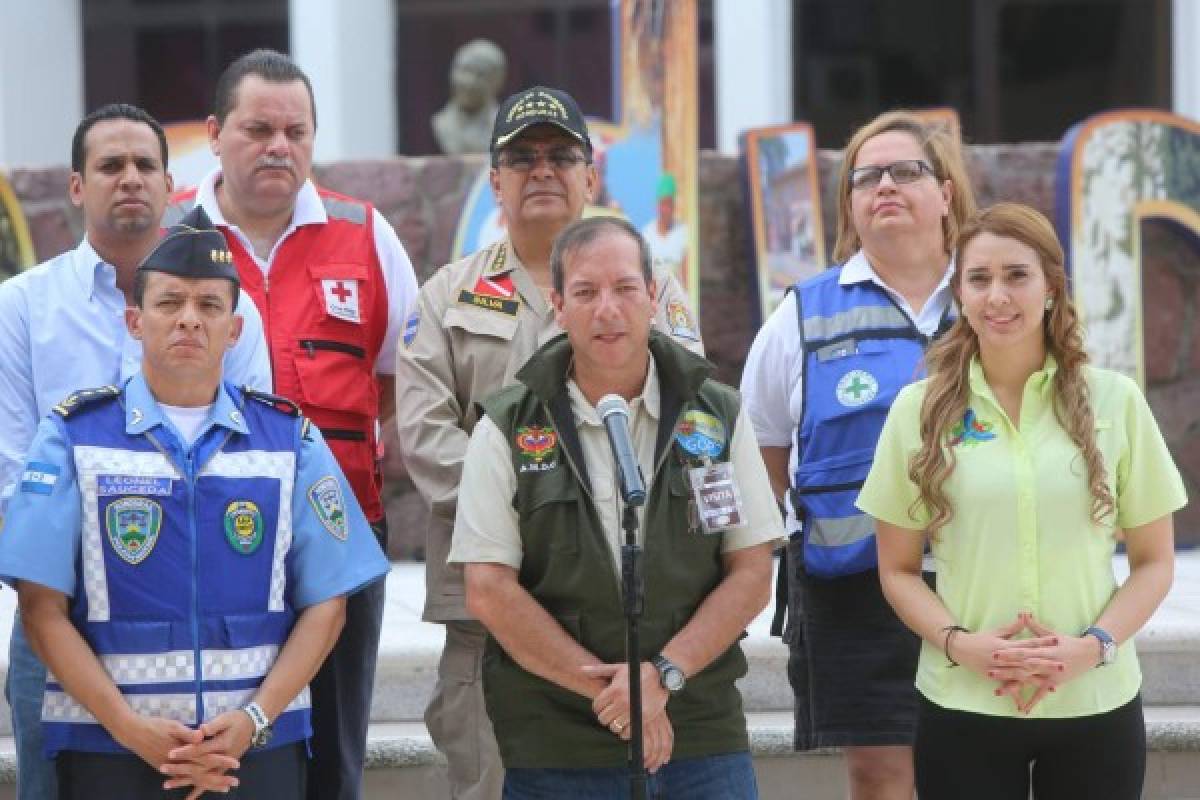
[651,654,686,693]
[1083,626,1117,667]
[242,701,274,748]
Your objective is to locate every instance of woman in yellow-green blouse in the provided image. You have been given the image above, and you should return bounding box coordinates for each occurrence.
[856,203,1185,800]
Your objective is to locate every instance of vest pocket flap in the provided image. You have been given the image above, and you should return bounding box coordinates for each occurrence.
[292,338,374,415]
[793,447,874,497]
[306,262,369,281]
[222,612,292,649]
[444,306,519,341]
[89,620,174,666]
[521,467,580,511]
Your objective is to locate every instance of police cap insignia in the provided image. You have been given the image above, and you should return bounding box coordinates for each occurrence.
[491,86,592,156]
[139,206,240,291]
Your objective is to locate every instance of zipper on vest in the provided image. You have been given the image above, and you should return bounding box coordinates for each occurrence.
[299,339,367,359]
[185,450,204,726]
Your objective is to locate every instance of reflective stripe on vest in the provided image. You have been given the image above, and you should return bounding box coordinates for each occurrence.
[42,685,310,724]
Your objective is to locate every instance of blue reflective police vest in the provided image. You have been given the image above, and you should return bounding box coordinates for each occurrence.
[42,384,310,756]
[792,268,950,578]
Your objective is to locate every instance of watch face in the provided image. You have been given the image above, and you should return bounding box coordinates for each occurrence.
[664,667,685,692]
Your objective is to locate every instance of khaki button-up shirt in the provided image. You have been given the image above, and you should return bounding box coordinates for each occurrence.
[395,237,704,621]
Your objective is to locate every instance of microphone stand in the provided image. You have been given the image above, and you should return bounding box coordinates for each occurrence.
[621,501,647,800]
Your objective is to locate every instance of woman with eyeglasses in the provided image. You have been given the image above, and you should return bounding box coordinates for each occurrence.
[740,110,975,799]
[856,203,1182,799]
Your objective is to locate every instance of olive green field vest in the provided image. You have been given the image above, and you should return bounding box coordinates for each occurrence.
[478,331,750,769]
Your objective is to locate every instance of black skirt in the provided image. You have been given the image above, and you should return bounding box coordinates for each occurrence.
[783,536,928,750]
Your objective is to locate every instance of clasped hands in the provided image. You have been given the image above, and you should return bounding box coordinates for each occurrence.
[582,662,673,773]
[119,708,256,798]
[949,611,1103,714]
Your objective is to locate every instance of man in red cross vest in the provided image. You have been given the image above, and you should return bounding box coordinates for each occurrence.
[165,48,418,800]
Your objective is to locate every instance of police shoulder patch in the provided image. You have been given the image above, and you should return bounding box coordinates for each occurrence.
[308,475,348,540]
[53,385,120,417]
[242,387,301,417]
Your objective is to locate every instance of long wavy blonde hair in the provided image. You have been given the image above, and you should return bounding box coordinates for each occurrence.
[908,203,1115,534]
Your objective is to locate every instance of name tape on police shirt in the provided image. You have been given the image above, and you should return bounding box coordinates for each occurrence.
[687,461,746,534]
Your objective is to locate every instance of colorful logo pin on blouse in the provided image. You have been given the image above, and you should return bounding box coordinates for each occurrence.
[948,408,996,448]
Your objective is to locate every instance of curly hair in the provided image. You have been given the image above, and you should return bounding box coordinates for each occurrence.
[908,203,1115,534]
[832,110,976,263]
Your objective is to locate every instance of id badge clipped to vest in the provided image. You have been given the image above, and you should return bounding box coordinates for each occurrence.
[687,459,747,534]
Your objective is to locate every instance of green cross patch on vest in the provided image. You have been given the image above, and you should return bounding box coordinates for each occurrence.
[224,500,265,554]
[105,497,163,565]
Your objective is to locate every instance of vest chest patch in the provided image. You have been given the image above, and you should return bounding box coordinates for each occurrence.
[321,279,361,323]
[835,369,879,407]
[674,411,726,458]
[224,500,265,554]
[105,497,163,565]
[515,426,559,473]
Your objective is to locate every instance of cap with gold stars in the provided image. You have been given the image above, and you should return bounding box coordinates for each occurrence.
[138,206,239,290]
[490,86,592,157]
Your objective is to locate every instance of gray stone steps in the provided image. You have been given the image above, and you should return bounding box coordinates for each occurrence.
[0,709,1196,798]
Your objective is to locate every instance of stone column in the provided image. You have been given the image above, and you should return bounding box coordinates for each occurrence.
[289,0,398,162]
[0,0,84,168]
[714,0,792,154]
[1174,0,1200,121]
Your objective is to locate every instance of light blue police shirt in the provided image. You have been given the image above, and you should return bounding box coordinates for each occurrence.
[0,374,389,609]
[0,238,273,512]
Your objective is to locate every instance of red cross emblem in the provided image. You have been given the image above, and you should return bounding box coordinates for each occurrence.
[330,281,353,303]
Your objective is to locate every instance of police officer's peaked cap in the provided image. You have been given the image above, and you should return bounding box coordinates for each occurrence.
[491,86,592,154]
[138,206,239,289]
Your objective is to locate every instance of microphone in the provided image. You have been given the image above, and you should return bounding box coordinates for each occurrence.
[596,394,646,507]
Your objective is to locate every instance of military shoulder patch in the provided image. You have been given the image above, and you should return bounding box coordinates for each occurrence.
[242,387,301,417]
[308,476,348,540]
[53,385,120,417]
[665,301,699,342]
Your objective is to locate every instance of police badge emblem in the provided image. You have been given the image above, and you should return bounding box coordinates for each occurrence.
[308,476,348,540]
[104,497,163,565]
[224,500,264,555]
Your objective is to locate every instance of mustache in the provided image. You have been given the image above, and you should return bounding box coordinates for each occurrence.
[255,157,295,173]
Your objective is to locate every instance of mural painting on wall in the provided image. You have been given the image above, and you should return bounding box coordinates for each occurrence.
[0,172,36,282]
[453,0,700,308]
[740,123,825,325]
[1057,110,1200,385]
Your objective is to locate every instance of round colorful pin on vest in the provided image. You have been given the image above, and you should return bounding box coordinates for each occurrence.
[674,411,726,458]
[224,500,264,555]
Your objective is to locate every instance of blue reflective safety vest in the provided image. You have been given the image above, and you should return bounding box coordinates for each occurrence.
[792,268,951,578]
[42,385,309,756]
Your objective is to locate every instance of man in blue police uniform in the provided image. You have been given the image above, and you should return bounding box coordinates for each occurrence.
[0,208,389,798]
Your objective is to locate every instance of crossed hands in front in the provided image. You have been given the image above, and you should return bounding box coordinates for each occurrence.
[949,611,1104,714]
[583,662,673,773]
[116,708,257,798]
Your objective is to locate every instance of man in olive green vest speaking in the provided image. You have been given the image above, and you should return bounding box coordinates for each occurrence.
[448,216,784,797]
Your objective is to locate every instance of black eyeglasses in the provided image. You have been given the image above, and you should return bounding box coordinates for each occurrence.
[497,148,590,172]
[848,159,936,190]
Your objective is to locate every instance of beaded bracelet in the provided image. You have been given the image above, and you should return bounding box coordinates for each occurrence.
[940,625,969,667]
